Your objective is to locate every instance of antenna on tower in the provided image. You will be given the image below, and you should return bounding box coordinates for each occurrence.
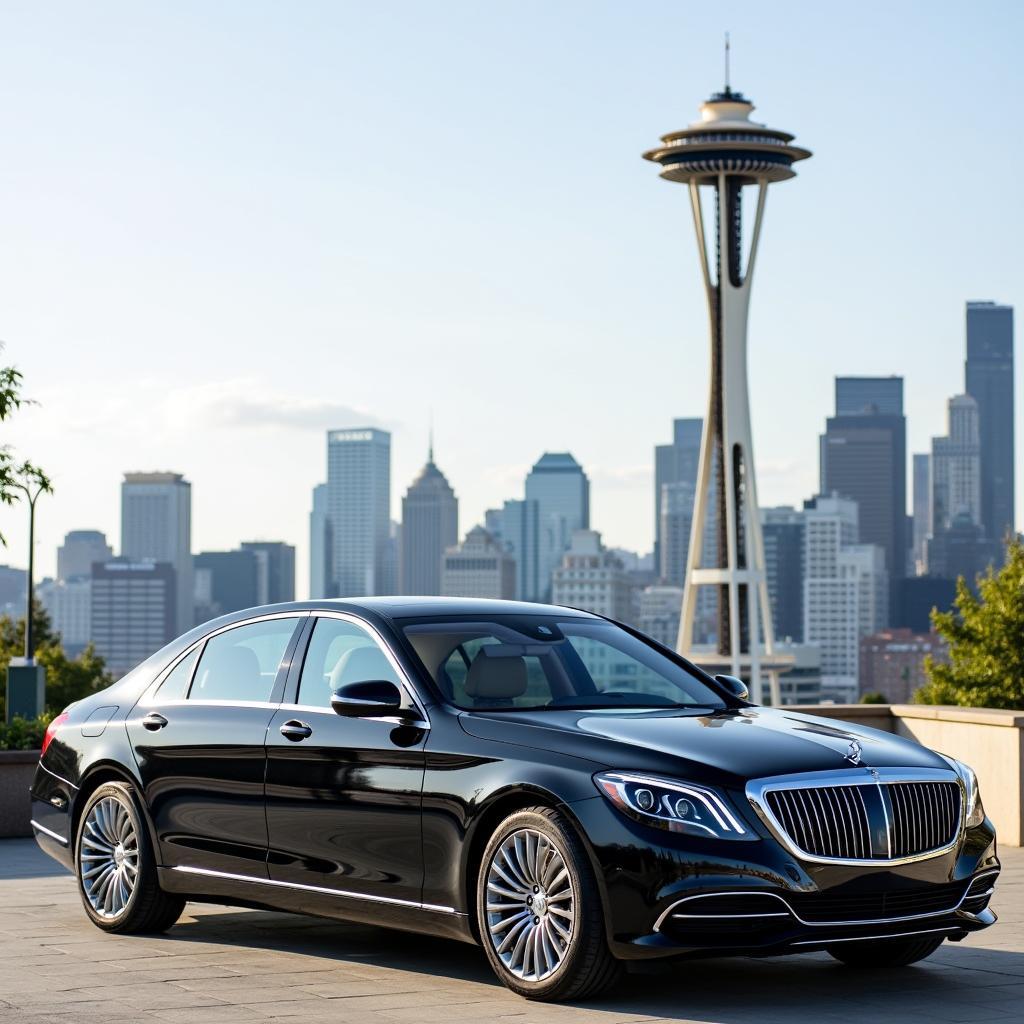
[428,410,434,464]
[724,32,731,93]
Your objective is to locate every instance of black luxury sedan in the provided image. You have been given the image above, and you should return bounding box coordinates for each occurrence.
[31,598,998,1000]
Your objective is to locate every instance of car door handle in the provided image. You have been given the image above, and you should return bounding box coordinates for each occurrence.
[279,720,312,741]
[142,712,168,732]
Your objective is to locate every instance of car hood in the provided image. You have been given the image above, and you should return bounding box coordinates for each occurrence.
[459,705,949,785]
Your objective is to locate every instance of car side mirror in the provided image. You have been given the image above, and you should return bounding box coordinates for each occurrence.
[331,679,403,718]
[715,674,750,701]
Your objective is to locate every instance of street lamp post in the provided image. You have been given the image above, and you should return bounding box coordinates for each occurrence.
[5,470,50,722]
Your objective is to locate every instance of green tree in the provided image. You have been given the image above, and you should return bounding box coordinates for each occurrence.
[915,539,1024,709]
[860,691,888,704]
[0,600,113,719]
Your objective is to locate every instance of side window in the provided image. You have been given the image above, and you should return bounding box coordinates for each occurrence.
[156,647,200,701]
[189,618,298,704]
[298,617,401,710]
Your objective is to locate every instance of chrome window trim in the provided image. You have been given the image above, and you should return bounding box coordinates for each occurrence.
[790,925,963,947]
[30,820,69,845]
[298,610,432,730]
[140,611,311,706]
[170,865,459,915]
[653,868,999,932]
[746,767,965,867]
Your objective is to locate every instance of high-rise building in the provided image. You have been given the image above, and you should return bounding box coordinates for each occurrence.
[925,514,1002,587]
[551,529,635,621]
[194,549,260,620]
[895,576,957,633]
[325,428,391,596]
[441,526,516,599]
[644,84,809,701]
[240,541,296,605]
[653,418,702,577]
[802,495,888,703]
[309,483,330,599]
[658,480,695,587]
[91,559,176,678]
[835,376,904,416]
[931,395,981,534]
[381,520,400,596]
[821,377,906,606]
[911,453,932,575]
[859,629,947,704]
[37,578,91,655]
[965,301,1015,547]
[120,472,192,635]
[57,530,113,582]
[0,565,26,618]
[501,498,541,601]
[525,453,590,602]
[400,448,458,596]
[637,585,685,649]
[761,507,804,643]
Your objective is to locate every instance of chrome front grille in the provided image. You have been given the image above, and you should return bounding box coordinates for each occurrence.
[752,770,963,864]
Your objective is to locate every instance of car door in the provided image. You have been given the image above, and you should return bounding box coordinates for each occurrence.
[265,612,427,906]
[127,613,305,878]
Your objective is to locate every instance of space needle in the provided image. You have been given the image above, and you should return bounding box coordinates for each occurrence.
[643,48,810,703]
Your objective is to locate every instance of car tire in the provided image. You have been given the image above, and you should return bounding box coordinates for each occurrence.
[827,934,946,968]
[75,781,185,934]
[476,806,622,1001]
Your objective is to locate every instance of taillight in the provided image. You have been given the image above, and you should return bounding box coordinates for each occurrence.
[41,712,69,757]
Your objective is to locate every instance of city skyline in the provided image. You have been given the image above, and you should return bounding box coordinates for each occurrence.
[2,4,1022,597]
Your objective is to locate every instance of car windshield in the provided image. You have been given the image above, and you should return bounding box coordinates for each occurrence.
[398,615,725,712]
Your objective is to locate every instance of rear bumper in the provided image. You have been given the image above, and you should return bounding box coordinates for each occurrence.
[567,795,1000,961]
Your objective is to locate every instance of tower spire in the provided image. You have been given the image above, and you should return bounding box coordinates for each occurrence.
[428,412,434,464]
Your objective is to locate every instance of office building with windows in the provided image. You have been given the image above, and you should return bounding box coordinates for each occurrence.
[551,529,635,622]
[911,453,932,575]
[194,549,260,620]
[859,629,947,704]
[501,498,541,602]
[525,453,590,602]
[91,559,176,678]
[400,450,458,596]
[325,428,391,597]
[835,376,904,416]
[965,301,1014,548]
[931,394,982,534]
[120,472,192,635]
[37,577,92,655]
[658,479,695,588]
[309,483,330,599]
[761,506,805,643]
[441,526,516,599]
[653,418,702,578]
[240,541,296,605]
[637,585,684,649]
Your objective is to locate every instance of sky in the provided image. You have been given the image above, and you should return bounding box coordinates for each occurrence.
[1,1,1021,597]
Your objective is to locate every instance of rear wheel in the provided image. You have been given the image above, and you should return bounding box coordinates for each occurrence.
[476,806,622,1001]
[827,934,945,968]
[75,781,185,934]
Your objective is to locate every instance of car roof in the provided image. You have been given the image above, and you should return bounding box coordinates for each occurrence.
[287,596,598,619]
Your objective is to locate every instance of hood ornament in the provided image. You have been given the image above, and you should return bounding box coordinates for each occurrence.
[845,739,863,766]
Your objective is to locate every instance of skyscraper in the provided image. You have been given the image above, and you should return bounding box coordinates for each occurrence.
[524,453,590,602]
[325,428,391,597]
[821,377,906,606]
[911,453,932,575]
[643,81,810,701]
[658,480,695,587]
[57,530,113,582]
[835,376,904,416]
[309,483,330,599]
[501,498,541,602]
[551,530,635,622]
[399,447,458,595]
[653,418,701,576]
[240,541,296,604]
[120,472,193,635]
[761,506,804,643]
[965,301,1014,546]
[931,395,981,533]
[194,549,260,619]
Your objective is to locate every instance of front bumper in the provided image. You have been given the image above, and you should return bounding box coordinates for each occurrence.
[568,794,999,960]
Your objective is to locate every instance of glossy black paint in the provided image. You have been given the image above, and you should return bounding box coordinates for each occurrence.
[30,597,1000,962]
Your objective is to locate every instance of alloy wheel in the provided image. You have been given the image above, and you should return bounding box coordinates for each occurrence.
[484,827,576,981]
[79,796,139,919]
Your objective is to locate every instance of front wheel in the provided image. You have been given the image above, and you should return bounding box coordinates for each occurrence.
[476,806,622,1001]
[827,934,945,968]
[75,781,185,934]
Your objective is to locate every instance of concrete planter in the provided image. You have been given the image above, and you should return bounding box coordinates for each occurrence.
[0,750,39,838]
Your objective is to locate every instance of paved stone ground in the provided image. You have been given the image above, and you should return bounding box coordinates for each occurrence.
[0,839,1021,1024]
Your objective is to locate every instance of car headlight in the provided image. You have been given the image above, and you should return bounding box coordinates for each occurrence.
[594,771,751,840]
[939,755,986,828]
